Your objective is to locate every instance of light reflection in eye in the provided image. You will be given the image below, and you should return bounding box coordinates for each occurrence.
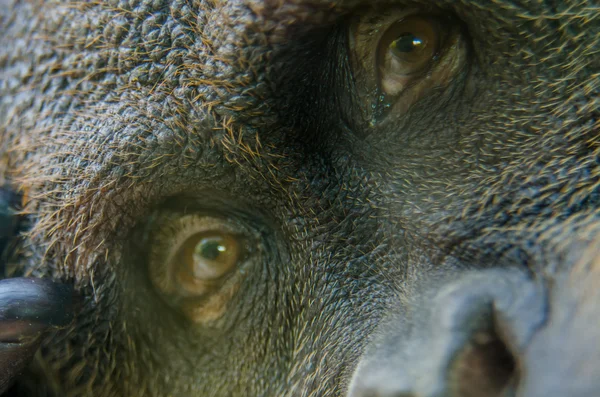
[147,212,255,323]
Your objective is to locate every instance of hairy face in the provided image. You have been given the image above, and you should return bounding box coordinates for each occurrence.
[0,0,599,396]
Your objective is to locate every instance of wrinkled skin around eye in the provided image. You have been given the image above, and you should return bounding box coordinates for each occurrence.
[146,213,253,324]
[351,12,468,121]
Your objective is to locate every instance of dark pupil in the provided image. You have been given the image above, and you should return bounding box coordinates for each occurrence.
[199,240,224,261]
[393,33,424,53]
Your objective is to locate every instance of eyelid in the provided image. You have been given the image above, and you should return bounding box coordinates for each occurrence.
[164,215,239,266]
[349,8,468,124]
[147,212,244,294]
[352,8,421,43]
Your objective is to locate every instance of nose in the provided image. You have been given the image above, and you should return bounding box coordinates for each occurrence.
[518,241,600,397]
[347,251,600,397]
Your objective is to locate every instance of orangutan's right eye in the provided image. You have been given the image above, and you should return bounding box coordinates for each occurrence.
[147,213,255,324]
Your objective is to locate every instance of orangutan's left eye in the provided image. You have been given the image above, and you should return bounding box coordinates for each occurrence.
[350,10,468,120]
[378,16,443,93]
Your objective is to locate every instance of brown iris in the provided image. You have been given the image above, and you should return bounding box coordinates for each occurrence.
[382,16,440,76]
[147,213,254,324]
[351,10,466,120]
[377,15,446,96]
[174,232,242,295]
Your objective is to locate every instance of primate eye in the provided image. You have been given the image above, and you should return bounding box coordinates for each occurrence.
[146,213,254,324]
[350,11,467,119]
[380,16,440,79]
[174,232,242,294]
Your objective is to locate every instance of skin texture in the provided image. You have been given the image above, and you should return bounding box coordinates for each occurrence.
[0,0,599,396]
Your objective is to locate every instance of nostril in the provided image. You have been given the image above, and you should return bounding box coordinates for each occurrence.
[450,328,518,397]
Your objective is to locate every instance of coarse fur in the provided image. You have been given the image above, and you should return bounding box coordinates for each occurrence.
[0,0,599,396]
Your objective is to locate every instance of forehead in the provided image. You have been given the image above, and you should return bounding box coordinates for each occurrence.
[1,0,596,216]
[150,0,595,108]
